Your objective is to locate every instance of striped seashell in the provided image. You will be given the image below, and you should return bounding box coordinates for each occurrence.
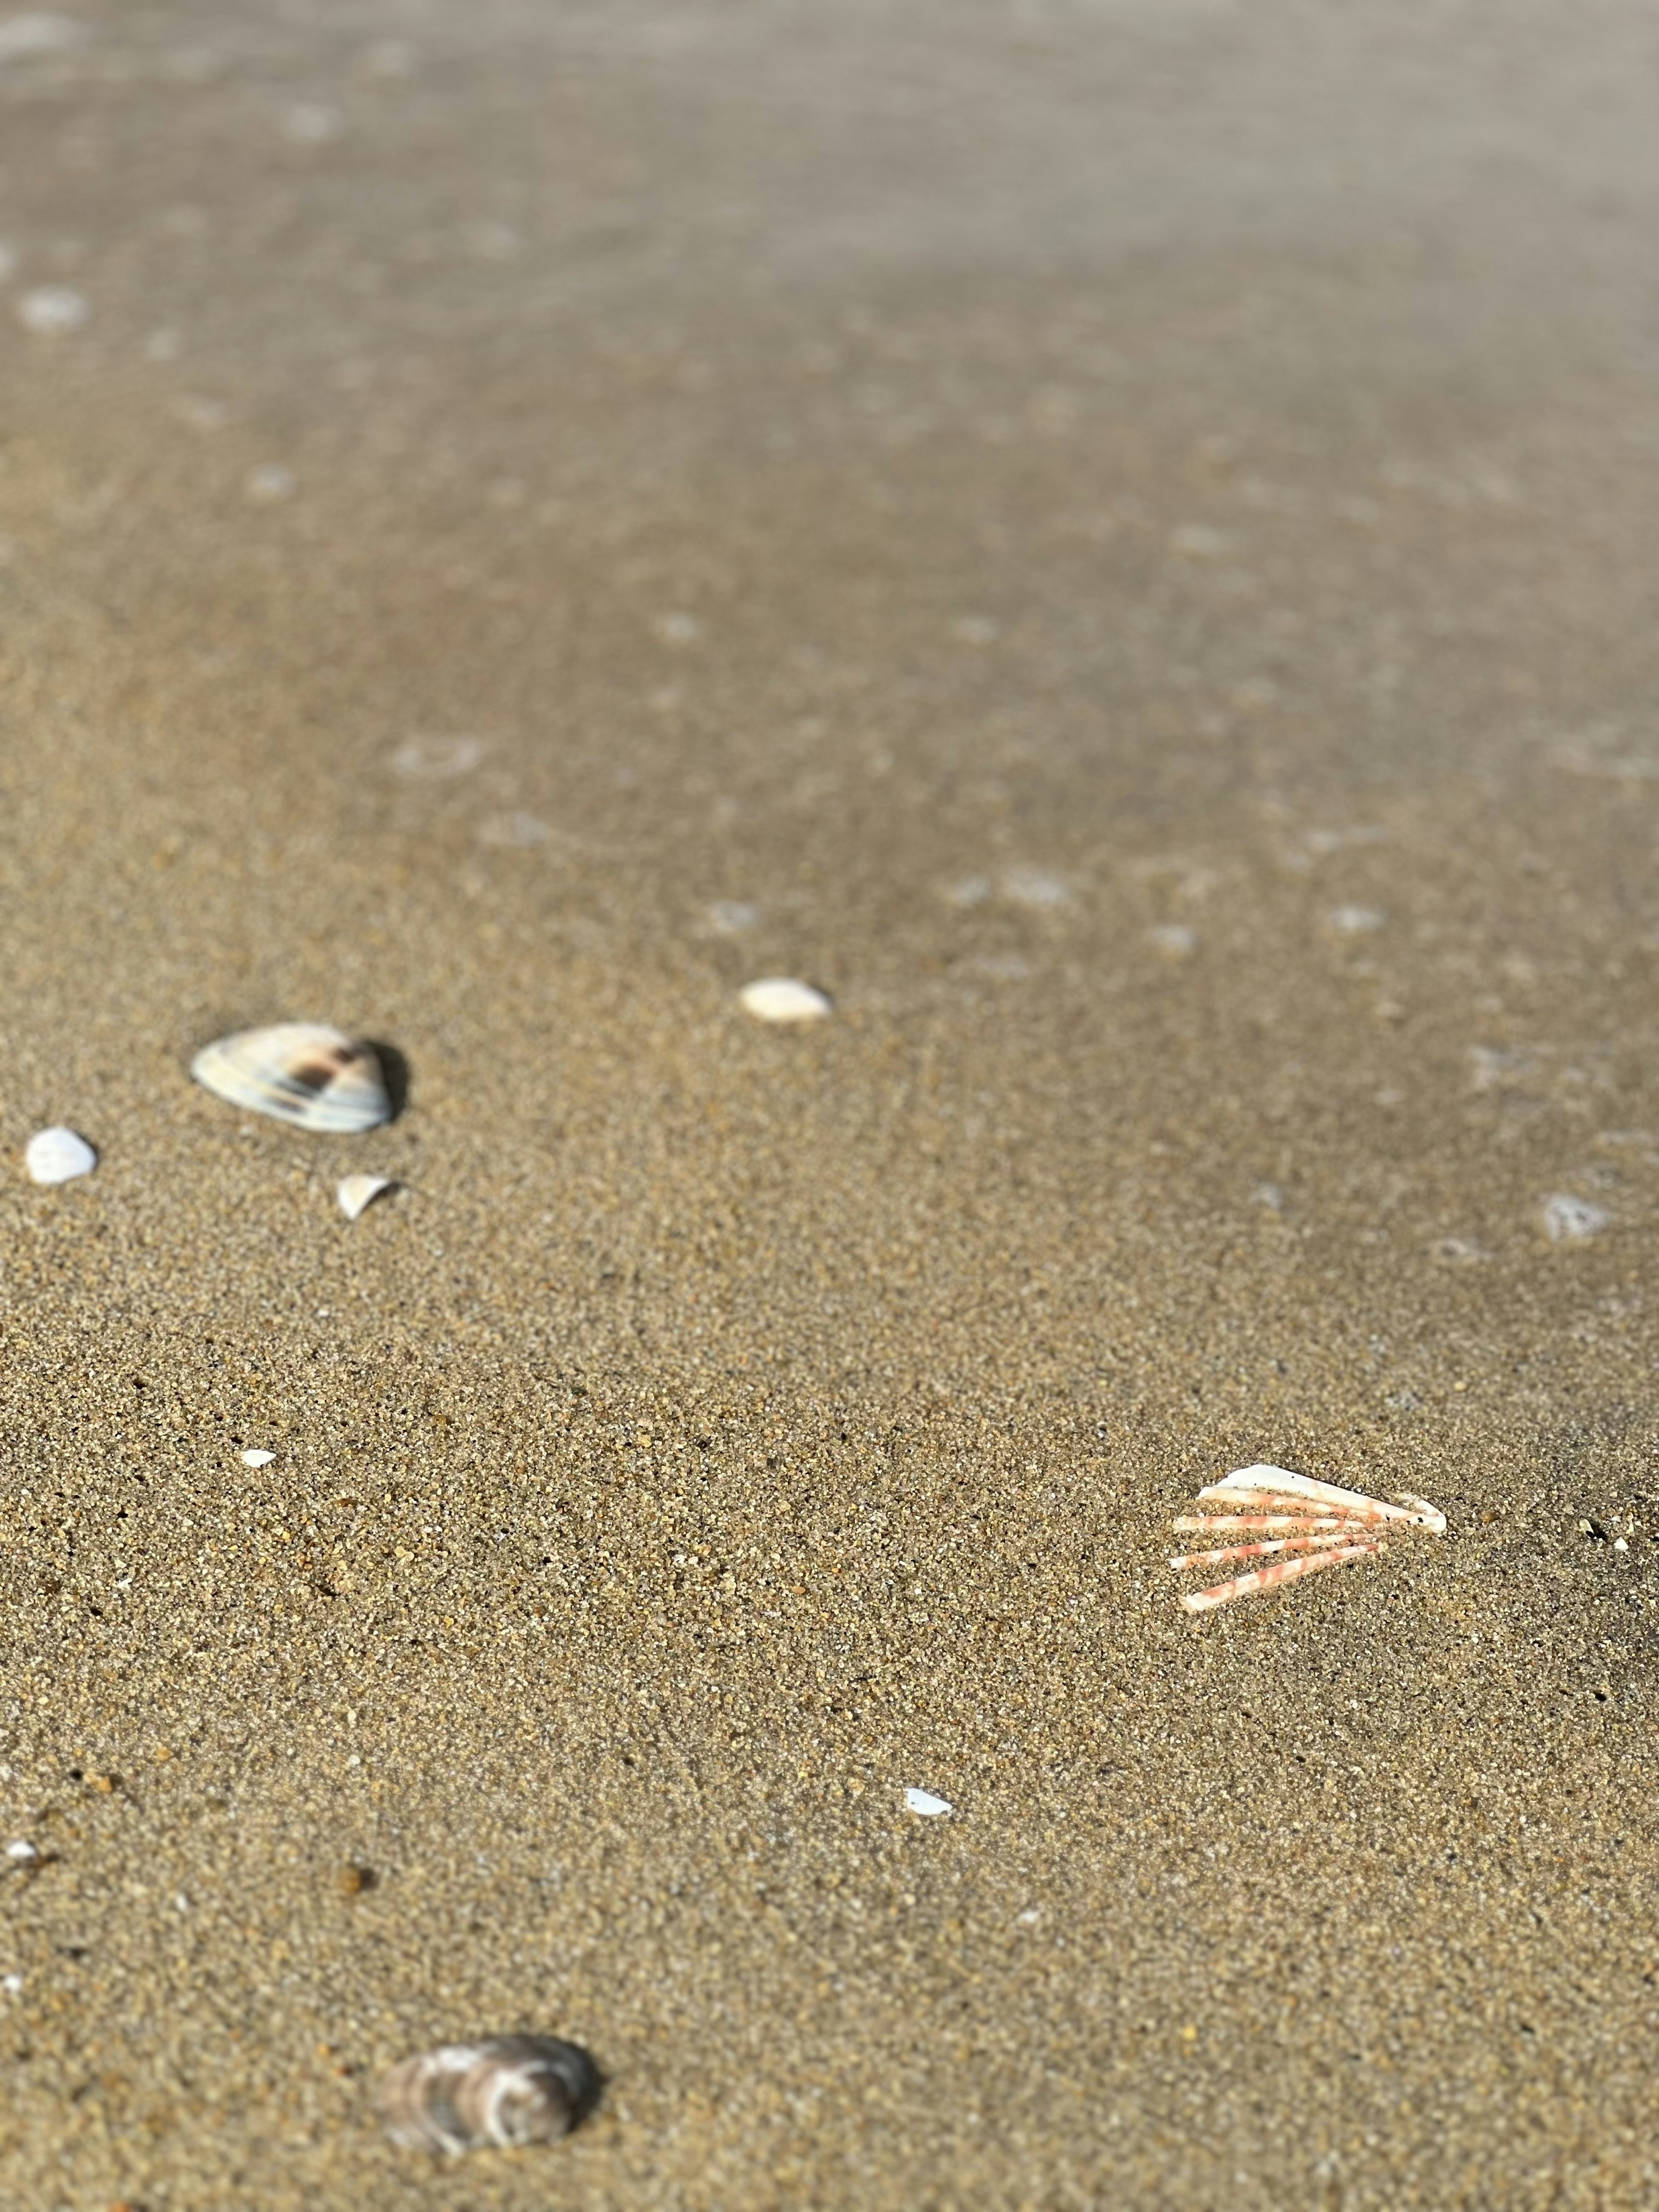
[190,1024,391,1133]
[378,2035,598,2155]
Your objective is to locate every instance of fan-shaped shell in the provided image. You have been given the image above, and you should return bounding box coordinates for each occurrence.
[191,1024,391,1133]
[378,2035,598,2155]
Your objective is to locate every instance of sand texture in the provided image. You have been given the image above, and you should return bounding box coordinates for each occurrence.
[3,3,1659,2206]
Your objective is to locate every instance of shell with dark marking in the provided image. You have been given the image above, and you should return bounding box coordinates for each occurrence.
[190,1023,391,1133]
[377,2034,598,2155]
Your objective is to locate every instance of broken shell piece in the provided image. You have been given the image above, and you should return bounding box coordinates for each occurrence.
[191,1024,391,1133]
[24,1127,96,1185]
[905,1788,953,1817]
[240,1448,276,1468]
[337,1173,395,1222]
[1171,1463,1445,1614]
[739,978,832,1023]
[378,2035,598,2155]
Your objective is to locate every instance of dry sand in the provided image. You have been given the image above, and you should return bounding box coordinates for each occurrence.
[3,3,1659,2206]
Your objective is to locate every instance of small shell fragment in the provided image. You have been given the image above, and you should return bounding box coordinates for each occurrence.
[5,1840,40,1865]
[191,1023,392,1133]
[240,1448,276,1468]
[905,1788,953,1817]
[337,1173,394,1222]
[739,978,832,1023]
[378,2035,599,2155]
[1541,1194,1608,1244]
[24,1127,96,1185]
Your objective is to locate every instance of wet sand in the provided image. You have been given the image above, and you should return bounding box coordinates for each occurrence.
[3,4,1659,2206]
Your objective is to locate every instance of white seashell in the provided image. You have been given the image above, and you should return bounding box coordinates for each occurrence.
[6,1839,40,1864]
[24,1127,95,1185]
[191,1023,392,1132]
[18,284,87,335]
[378,2034,599,2154]
[905,1788,953,1818]
[1541,1194,1608,1244]
[739,978,832,1024]
[337,1173,394,1222]
[240,1448,276,1468]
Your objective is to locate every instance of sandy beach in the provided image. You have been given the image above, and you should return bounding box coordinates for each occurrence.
[3,3,1659,2205]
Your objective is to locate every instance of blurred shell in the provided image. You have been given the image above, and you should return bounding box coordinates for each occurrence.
[337,1173,394,1222]
[378,2035,598,2155]
[739,977,832,1023]
[191,1024,391,1133]
[24,1127,96,1185]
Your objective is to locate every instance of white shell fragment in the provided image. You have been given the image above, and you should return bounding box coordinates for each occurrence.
[191,1023,391,1133]
[24,1127,96,1185]
[1541,1194,1608,1244]
[17,284,87,335]
[905,1788,953,1818]
[1171,1463,1445,1615]
[5,1839,40,1865]
[240,1448,276,1468]
[378,2035,599,2154]
[739,978,832,1023]
[337,1173,394,1222]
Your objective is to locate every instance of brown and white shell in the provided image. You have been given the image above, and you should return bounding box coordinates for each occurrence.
[190,1023,391,1133]
[377,2035,598,2155]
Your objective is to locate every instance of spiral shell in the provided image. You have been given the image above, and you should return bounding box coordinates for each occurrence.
[377,2035,598,2155]
[190,1023,392,1133]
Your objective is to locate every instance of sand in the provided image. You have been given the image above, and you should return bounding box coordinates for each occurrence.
[2,3,1659,2206]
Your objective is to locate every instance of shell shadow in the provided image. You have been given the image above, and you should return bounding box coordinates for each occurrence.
[563,2045,606,2133]
[367,1041,411,1124]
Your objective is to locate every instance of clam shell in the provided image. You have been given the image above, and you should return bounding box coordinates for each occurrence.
[739,977,833,1023]
[378,2035,598,2155]
[24,1127,96,1185]
[191,1024,391,1133]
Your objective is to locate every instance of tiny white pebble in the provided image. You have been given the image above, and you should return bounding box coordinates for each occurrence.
[283,102,342,143]
[1001,866,1070,908]
[476,809,549,848]
[337,1173,394,1222]
[1615,1538,1629,1553]
[1147,923,1196,958]
[707,900,759,934]
[245,462,296,504]
[905,1788,953,1818]
[1541,1194,1608,1244]
[944,876,992,908]
[1016,1908,1041,1925]
[5,1840,39,1864]
[391,734,486,779]
[1329,904,1386,934]
[18,285,88,336]
[740,977,832,1023]
[1169,523,1228,558]
[1,1973,22,1994]
[173,1893,191,1913]
[241,1448,276,1468]
[24,1127,95,1185]
[0,15,89,64]
[654,611,700,645]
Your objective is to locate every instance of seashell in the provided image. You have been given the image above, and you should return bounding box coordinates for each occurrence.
[378,2035,599,2155]
[905,1788,953,1818]
[337,1173,394,1222]
[24,1127,96,1185]
[1171,1463,1444,1615]
[1541,1193,1608,1244]
[739,977,832,1024]
[191,1024,391,1133]
[240,1448,276,1468]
